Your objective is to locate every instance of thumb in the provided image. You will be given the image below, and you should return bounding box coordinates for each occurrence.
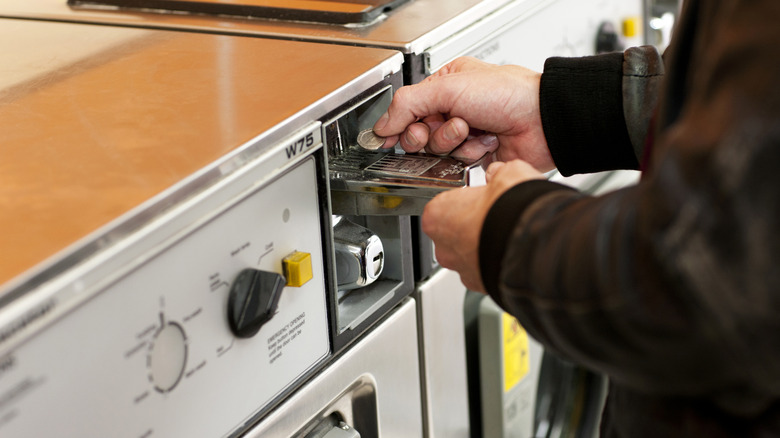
[485,161,506,183]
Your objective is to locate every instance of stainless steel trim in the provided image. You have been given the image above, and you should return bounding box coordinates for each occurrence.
[0,0,515,55]
[416,268,471,438]
[330,151,488,216]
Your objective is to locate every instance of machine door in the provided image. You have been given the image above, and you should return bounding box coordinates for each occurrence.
[464,293,608,438]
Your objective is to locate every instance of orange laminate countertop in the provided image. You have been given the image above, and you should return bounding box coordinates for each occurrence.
[0,18,400,289]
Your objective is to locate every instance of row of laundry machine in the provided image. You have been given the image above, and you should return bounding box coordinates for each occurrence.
[0,0,677,436]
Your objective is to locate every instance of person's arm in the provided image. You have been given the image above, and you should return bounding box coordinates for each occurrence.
[373,46,663,176]
[373,57,555,171]
[481,1,780,416]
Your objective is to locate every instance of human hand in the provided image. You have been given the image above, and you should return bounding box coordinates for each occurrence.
[421,159,545,292]
[373,57,555,172]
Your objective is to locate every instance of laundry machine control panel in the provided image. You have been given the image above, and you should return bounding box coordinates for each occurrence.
[0,144,330,438]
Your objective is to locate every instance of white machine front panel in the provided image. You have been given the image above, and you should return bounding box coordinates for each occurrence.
[467,0,643,70]
[0,158,329,438]
[418,268,471,438]
[466,0,643,193]
[244,298,424,437]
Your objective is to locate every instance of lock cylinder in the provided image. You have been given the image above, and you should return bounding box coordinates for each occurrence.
[332,216,384,291]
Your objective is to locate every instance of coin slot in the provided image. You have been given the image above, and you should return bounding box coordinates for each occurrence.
[323,86,414,351]
[332,215,402,334]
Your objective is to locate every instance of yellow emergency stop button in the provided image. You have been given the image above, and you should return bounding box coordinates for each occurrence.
[283,251,313,287]
[623,16,640,38]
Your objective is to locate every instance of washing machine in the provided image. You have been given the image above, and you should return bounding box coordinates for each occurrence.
[0,17,429,437]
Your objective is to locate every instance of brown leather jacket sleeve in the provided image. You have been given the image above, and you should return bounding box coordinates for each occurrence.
[479,0,780,419]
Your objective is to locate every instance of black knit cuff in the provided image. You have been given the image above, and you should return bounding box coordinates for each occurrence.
[479,180,577,301]
[540,53,638,176]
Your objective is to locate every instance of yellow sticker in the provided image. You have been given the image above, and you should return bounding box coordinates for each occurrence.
[502,313,530,392]
[367,186,403,209]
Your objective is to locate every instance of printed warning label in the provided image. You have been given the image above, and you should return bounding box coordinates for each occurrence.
[266,312,306,365]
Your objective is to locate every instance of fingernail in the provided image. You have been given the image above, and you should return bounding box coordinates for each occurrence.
[444,122,461,142]
[480,134,499,149]
[405,129,420,148]
[374,112,389,132]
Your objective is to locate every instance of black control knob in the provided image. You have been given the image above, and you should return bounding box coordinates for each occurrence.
[596,21,623,54]
[228,268,286,338]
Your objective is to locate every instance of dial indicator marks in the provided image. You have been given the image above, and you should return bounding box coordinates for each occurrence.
[147,313,188,394]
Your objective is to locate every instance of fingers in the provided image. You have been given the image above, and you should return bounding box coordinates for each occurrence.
[430,117,469,153]
[484,161,507,182]
[485,159,546,191]
[450,133,500,160]
[379,134,399,149]
[426,56,491,80]
[421,186,487,293]
[398,122,430,152]
[426,117,470,154]
[388,116,473,154]
[372,57,491,153]
[373,83,449,138]
[373,56,550,164]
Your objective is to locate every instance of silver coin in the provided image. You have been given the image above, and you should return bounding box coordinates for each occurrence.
[357,129,386,150]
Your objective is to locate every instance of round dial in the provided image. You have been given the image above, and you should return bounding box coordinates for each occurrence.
[147,315,188,394]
